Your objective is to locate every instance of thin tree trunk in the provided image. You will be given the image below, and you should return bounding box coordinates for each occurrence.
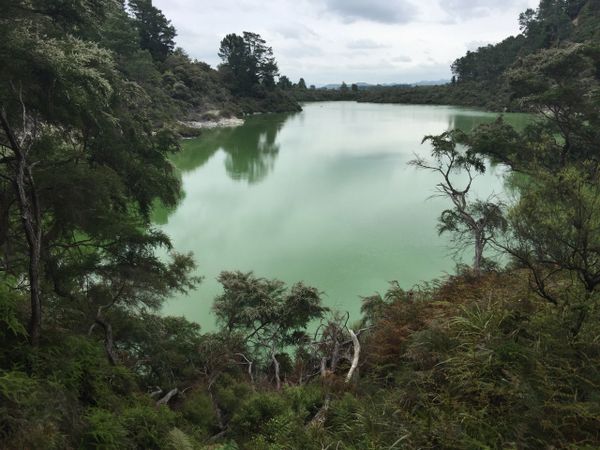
[571,292,591,338]
[0,190,9,247]
[235,353,254,384]
[0,109,42,346]
[272,352,281,390]
[91,315,118,365]
[88,286,126,365]
[473,231,483,275]
[345,329,360,383]
[208,387,226,431]
[308,395,331,428]
[247,360,254,383]
[330,340,340,373]
[320,356,327,378]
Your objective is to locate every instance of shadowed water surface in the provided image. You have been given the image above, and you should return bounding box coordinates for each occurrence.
[156,102,530,329]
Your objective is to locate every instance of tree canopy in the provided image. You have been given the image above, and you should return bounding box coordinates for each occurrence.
[218,32,279,95]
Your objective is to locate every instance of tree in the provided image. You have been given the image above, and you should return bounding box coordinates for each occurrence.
[277,75,293,90]
[0,22,117,345]
[468,44,600,333]
[297,78,307,90]
[218,32,279,95]
[128,0,176,62]
[351,83,359,92]
[509,44,600,167]
[213,271,326,388]
[521,0,573,48]
[0,1,198,348]
[410,131,507,274]
[489,159,600,338]
[340,82,349,93]
[244,32,278,88]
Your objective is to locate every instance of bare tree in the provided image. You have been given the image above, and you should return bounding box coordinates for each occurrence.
[410,131,507,274]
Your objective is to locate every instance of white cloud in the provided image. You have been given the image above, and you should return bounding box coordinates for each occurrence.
[391,55,412,63]
[152,0,540,85]
[320,0,417,24]
[347,39,389,49]
[441,0,532,21]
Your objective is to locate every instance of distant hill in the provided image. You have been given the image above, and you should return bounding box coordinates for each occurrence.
[317,80,449,90]
[412,79,449,86]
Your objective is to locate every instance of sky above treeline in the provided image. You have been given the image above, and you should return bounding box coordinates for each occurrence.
[153,0,540,85]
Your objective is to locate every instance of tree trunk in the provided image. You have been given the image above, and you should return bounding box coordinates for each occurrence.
[308,395,330,429]
[23,167,42,347]
[0,110,42,346]
[92,316,118,365]
[272,352,281,390]
[330,340,340,373]
[156,388,178,406]
[0,189,9,247]
[149,388,163,398]
[345,329,360,383]
[236,353,254,384]
[473,231,484,275]
[571,293,591,338]
[247,360,254,384]
[320,357,327,378]
[208,386,226,431]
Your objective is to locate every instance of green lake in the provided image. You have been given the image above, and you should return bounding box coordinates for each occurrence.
[156,101,530,329]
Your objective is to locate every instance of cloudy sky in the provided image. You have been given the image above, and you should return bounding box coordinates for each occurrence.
[153,0,540,85]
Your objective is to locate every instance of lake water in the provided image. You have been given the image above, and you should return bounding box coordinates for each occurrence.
[156,101,529,330]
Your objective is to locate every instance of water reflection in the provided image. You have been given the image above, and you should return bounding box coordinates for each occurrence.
[448,110,532,133]
[449,112,493,132]
[223,116,284,183]
[171,112,293,183]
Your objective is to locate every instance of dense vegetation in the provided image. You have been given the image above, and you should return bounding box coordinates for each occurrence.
[2,0,600,449]
[0,0,299,128]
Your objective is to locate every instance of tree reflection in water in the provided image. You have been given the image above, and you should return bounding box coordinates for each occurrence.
[171,112,295,184]
[152,112,296,224]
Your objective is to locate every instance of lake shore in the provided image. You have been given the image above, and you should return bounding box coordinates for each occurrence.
[179,117,245,130]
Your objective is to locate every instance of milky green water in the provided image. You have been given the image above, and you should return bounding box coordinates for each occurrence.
[156,101,530,330]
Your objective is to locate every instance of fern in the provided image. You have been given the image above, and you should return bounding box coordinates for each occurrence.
[166,427,195,450]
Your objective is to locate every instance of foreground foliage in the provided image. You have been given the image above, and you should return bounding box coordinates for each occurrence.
[3,271,600,449]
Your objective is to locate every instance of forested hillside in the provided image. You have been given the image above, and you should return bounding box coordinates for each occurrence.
[302,0,600,111]
[1,0,299,128]
[2,0,600,449]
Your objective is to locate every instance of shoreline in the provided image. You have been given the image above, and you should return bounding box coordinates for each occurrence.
[179,116,245,130]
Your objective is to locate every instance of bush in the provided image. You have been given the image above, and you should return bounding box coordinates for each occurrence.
[229,393,287,439]
[180,389,218,434]
[121,402,178,449]
[0,370,68,449]
[214,375,253,417]
[84,408,129,449]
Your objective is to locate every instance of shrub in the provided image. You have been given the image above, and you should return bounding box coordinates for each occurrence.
[181,389,218,434]
[121,402,178,449]
[84,408,129,449]
[229,393,287,439]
